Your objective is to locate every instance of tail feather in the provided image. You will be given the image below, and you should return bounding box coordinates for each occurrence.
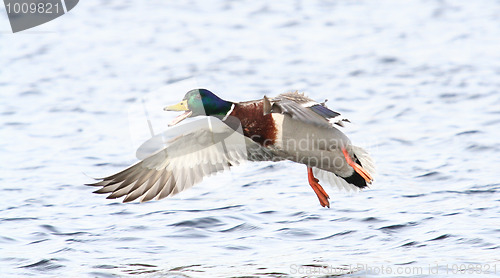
[352,145,376,178]
[312,168,361,192]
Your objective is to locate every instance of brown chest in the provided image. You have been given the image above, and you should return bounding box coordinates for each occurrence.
[229,101,277,147]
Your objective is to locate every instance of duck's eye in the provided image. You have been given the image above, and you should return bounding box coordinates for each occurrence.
[195,95,201,100]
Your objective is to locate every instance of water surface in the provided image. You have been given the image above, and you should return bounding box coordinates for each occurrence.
[1,1,499,277]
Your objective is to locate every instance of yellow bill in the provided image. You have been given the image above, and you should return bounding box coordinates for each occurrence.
[164,100,192,126]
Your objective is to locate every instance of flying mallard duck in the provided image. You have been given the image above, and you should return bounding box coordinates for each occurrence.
[88,89,375,208]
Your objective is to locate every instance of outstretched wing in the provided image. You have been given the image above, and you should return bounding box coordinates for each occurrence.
[264,92,349,128]
[88,117,274,203]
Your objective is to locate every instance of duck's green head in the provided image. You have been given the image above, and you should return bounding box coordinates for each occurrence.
[164,89,233,126]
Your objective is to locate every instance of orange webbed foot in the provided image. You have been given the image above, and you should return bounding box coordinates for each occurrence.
[307,167,330,208]
[341,147,373,183]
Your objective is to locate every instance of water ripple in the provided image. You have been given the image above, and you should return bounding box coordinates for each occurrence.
[20,259,65,271]
[2,0,500,277]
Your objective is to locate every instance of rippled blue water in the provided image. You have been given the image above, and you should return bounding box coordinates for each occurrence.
[1,1,499,277]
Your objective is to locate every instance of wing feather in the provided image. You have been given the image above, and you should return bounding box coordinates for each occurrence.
[123,170,163,202]
[270,92,348,128]
[89,117,274,202]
